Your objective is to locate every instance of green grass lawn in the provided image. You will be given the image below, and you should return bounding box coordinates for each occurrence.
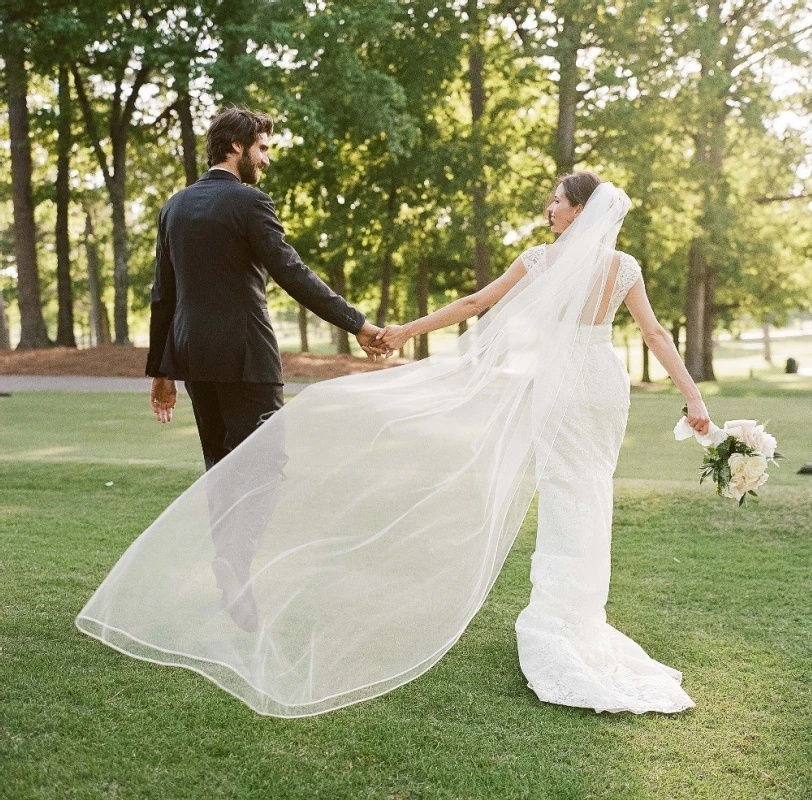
[1,389,810,799]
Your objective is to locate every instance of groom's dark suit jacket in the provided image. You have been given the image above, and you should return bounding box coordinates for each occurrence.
[146,169,366,383]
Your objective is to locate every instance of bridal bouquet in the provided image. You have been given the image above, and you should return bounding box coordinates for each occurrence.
[674,408,783,506]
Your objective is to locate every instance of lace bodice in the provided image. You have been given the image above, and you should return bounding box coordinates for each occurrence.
[520,245,642,325]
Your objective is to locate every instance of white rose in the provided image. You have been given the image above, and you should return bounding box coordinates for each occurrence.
[743,472,769,493]
[723,482,745,502]
[728,453,748,479]
[724,419,758,443]
[743,454,768,482]
[759,432,778,460]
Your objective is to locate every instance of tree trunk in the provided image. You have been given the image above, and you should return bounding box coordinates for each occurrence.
[5,41,51,349]
[701,266,716,381]
[641,338,650,383]
[415,255,430,360]
[671,320,681,354]
[762,320,772,364]
[84,211,111,346]
[110,143,130,344]
[0,293,11,349]
[376,190,397,326]
[55,64,77,347]
[298,304,309,353]
[177,89,198,186]
[72,62,148,347]
[555,8,580,175]
[468,31,490,294]
[686,0,727,383]
[330,264,351,354]
[684,238,706,381]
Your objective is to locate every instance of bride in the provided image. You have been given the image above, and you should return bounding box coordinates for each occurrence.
[76,172,709,717]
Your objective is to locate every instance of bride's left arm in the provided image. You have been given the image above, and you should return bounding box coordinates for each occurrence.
[624,277,711,435]
[376,256,529,351]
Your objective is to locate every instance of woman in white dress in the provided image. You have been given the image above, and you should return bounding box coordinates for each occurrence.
[76,174,710,717]
[377,172,709,714]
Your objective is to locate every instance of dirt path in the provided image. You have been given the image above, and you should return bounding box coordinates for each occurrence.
[0,346,407,381]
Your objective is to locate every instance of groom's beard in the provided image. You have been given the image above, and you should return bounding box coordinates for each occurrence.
[237,153,261,184]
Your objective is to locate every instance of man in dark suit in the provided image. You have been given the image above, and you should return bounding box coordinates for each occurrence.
[144,108,389,629]
[146,107,387,464]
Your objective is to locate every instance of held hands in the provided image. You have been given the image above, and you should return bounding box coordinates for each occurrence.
[150,377,177,423]
[355,321,392,361]
[374,323,413,354]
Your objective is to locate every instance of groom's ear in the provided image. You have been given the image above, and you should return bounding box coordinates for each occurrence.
[231,141,244,157]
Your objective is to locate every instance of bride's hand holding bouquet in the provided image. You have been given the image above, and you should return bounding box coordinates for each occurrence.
[674,409,784,506]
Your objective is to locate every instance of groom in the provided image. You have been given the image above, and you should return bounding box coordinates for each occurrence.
[145,107,387,629]
[146,107,387,458]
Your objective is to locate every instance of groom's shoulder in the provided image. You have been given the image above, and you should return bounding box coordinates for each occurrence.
[162,180,273,210]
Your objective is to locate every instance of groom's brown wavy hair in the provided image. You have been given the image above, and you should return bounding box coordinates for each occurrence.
[206,108,275,167]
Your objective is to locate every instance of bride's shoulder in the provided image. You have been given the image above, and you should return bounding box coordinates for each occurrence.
[519,243,548,275]
[614,250,641,272]
[612,251,643,291]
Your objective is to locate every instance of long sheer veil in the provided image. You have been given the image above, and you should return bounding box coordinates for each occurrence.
[76,182,632,717]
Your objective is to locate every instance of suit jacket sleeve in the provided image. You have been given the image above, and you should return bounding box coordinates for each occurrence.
[247,194,366,335]
[145,208,176,377]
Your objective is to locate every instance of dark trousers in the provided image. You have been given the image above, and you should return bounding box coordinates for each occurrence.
[185,380,287,585]
[185,380,285,471]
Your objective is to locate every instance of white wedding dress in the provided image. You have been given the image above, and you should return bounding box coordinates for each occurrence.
[515,244,695,714]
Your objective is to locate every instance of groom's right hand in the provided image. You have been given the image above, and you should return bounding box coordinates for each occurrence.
[150,377,177,423]
[356,321,391,361]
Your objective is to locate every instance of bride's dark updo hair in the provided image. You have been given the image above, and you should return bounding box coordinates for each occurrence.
[545,171,602,222]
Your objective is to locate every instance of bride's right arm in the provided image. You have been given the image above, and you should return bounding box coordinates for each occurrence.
[624,277,711,435]
[376,255,530,350]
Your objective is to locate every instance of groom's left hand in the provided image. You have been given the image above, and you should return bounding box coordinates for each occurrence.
[150,377,177,423]
[356,321,392,361]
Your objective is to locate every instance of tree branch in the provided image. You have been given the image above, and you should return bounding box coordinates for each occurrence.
[118,61,151,135]
[71,64,114,194]
[110,62,125,132]
[732,21,812,74]
[754,192,812,204]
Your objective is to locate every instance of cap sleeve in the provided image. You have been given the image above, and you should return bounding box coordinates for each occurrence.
[520,244,547,278]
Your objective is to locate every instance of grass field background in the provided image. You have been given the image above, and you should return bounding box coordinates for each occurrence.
[1,382,810,799]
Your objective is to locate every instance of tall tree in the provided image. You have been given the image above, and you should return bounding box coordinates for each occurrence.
[70,3,169,344]
[467,1,491,292]
[0,292,11,350]
[54,64,76,346]
[82,207,112,346]
[2,18,52,348]
[553,2,580,175]
[677,0,812,381]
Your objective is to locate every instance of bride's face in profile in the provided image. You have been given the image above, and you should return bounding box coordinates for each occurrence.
[546,184,583,234]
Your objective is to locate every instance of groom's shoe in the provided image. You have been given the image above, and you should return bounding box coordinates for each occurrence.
[212,557,258,633]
